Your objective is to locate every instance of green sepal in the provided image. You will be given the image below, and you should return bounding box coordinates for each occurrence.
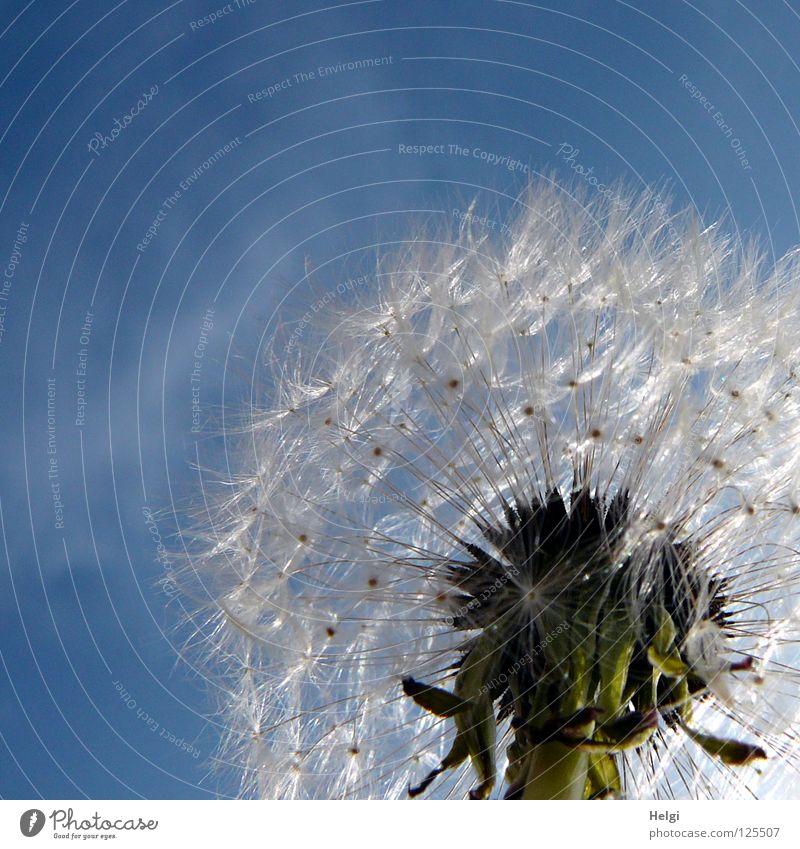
[521,706,604,744]
[453,626,505,700]
[452,628,505,799]
[570,710,658,753]
[682,726,767,766]
[402,623,504,799]
[603,709,658,741]
[596,606,636,718]
[402,677,475,717]
[652,607,677,656]
[585,753,621,799]
[457,696,496,799]
[408,732,469,798]
[647,644,689,678]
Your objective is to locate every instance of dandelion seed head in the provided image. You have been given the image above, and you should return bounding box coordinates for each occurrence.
[181,182,800,799]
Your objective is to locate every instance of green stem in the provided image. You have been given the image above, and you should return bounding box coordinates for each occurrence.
[520,742,589,800]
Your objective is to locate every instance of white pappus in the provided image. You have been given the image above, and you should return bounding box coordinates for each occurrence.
[180,181,800,800]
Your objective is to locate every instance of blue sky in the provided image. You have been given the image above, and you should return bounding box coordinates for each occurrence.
[2,0,800,799]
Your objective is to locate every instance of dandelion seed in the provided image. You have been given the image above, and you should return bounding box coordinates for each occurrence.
[181,182,800,799]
